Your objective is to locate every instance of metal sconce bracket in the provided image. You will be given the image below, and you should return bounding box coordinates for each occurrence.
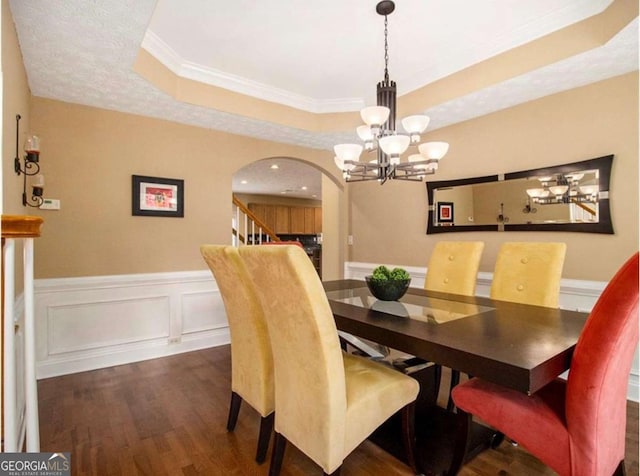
[15,114,44,208]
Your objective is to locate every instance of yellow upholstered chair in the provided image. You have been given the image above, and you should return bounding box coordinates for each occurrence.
[490,242,567,307]
[200,245,274,464]
[424,241,484,295]
[239,245,419,476]
[423,241,484,410]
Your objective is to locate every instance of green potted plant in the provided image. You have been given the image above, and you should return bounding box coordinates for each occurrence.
[365,265,412,301]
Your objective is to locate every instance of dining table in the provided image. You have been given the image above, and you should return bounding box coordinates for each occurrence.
[323,279,589,475]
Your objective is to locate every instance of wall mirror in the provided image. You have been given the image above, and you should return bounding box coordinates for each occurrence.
[426,155,613,234]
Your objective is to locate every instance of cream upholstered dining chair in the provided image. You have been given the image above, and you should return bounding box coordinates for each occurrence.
[423,241,484,411]
[490,242,567,307]
[424,241,484,296]
[239,244,420,476]
[200,245,274,464]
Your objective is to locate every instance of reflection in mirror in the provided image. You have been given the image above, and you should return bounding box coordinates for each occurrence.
[426,155,613,234]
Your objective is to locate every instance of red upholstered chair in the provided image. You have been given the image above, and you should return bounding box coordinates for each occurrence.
[448,252,639,476]
[262,240,303,247]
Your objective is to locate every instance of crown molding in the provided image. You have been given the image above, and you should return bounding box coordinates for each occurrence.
[141,30,364,114]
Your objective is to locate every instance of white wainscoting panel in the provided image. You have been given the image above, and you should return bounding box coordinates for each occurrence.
[32,265,638,402]
[181,290,228,335]
[47,296,170,355]
[34,271,229,379]
[344,261,639,402]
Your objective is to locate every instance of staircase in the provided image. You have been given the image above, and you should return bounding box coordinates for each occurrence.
[232,196,280,246]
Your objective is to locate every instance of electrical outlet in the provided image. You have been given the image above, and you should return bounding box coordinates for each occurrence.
[168,337,181,344]
[40,198,61,210]
[348,235,354,245]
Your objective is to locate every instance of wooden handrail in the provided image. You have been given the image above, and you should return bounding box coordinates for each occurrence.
[231,228,246,244]
[232,196,280,242]
[571,200,597,216]
[2,215,43,239]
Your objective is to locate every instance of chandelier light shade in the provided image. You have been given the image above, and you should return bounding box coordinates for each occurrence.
[334,143,363,171]
[378,135,410,157]
[360,106,390,128]
[548,185,569,197]
[418,141,450,160]
[402,115,431,142]
[334,0,450,184]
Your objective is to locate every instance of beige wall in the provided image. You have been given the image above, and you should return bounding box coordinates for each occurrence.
[2,0,33,293]
[350,72,639,281]
[3,0,30,214]
[5,0,637,284]
[28,98,338,278]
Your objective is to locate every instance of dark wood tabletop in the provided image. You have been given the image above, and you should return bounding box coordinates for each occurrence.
[324,279,589,395]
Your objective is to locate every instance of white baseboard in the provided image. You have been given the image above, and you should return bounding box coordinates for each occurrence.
[345,261,639,402]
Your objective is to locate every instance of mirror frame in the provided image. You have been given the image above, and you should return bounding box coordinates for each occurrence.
[426,154,614,235]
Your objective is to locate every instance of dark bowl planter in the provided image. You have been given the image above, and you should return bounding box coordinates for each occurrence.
[365,276,411,301]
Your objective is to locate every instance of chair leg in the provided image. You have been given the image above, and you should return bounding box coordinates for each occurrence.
[227,391,242,431]
[324,466,341,476]
[401,402,418,474]
[613,460,627,476]
[447,408,471,476]
[269,432,287,476]
[447,370,461,412]
[255,412,275,464]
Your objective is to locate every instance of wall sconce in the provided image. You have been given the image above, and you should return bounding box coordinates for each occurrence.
[496,202,509,223]
[522,198,537,214]
[15,114,44,208]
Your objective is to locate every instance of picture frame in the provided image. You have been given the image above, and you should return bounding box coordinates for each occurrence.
[437,201,454,223]
[132,175,184,217]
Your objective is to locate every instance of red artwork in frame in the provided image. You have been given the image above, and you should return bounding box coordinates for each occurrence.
[132,175,184,217]
[437,202,454,223]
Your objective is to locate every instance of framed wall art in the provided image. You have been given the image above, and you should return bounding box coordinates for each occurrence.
[437,201,454,224]
[132,175,184,217]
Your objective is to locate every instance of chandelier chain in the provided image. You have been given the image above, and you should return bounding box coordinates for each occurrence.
[383,15,389,83]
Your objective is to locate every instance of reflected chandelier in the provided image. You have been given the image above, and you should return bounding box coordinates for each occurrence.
[334,0,449,184]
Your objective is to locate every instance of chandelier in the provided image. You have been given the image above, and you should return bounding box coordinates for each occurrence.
[333,0,449,184]
[526,173,600,205]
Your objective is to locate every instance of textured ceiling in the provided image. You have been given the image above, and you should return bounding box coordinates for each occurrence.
[9,0,638,199]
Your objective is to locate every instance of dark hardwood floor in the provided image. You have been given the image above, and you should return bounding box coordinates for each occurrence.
[38,345,639,475]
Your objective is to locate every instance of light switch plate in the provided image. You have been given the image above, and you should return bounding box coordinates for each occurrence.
[40,198,61,210]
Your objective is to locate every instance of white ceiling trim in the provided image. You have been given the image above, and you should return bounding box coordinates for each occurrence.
[398,0,615,95]
[142,30,365,114]
[424,18,639,132]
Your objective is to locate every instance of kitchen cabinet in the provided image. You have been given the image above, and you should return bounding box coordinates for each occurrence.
[248,204,276,232]
[289,207,306,234]
[304,208,315,234]
[275,206,290,234]
[248,203,322,235]
[314,207,322,233]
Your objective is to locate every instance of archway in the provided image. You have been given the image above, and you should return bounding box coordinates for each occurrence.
[232,157,346,280]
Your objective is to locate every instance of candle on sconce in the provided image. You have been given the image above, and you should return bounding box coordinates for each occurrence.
[32,174,45,197]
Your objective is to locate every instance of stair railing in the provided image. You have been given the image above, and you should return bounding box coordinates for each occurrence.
[232,197,280,246]
[2,215,43,452]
